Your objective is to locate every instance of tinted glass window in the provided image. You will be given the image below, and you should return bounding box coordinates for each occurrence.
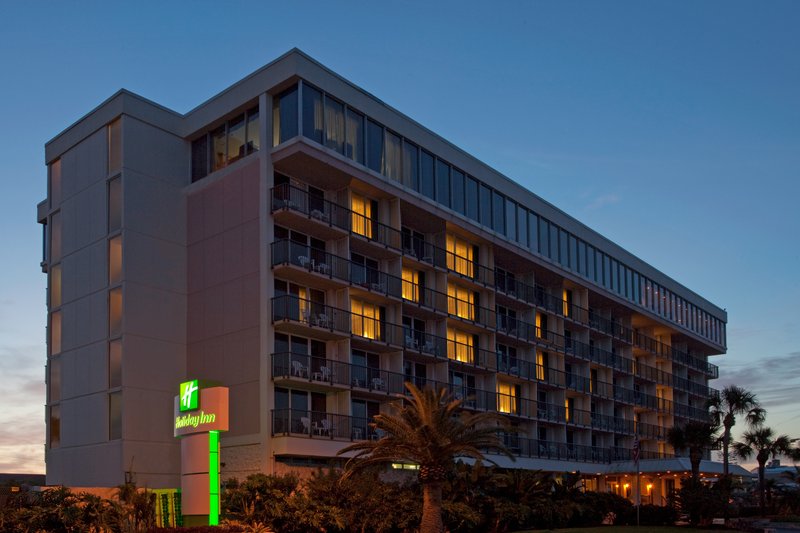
[539,218,549,257]
[191,135,208,182]
[345,107,364,164]
[420,150,435,199]
[505,199,516,241]
[402,141,419,191]
[451,168,465,215]
[528,212,538,252]
[246,107,260,154]
[479,184,492,227]
[465,176,479,221]
[324,96,345,154]
[435,159,450,207]
[366,119,383,173]
[517,206,527,246]
[549,223,558,260]
[211,126,226,171]
[302,84,323,144]
[559,229,569,266]
[274,85,298,145]
[385,130,402,181]
[227,114,246,163]
[493,191,505,233]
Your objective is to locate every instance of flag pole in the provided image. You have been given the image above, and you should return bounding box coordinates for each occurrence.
[634,435,640,527]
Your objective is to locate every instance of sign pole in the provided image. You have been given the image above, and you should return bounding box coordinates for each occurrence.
[634,436,640,527]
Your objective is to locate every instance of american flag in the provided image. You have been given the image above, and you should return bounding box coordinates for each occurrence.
[632,436,640,464]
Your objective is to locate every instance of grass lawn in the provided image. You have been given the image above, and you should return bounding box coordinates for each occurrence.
[514,527,733,533]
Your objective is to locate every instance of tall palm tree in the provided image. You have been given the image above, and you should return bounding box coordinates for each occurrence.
[708,385,764,478]
[733,426,793,516]
[337,383,513,533]
[666,419,719,482]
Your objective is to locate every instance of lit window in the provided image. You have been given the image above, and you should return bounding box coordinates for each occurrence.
[109,287,122,337]
[536,351,548,381]
[108,118,121,175]
[49,358,61,403]
[447,283,474,320]
[351,193,373,239]
[49,405,60,448]
[565,397,574,422]
[446,234,474,277]
[402,268,419,302]
[109,236,122,285]
[50,311,62,355]
[298,287,308,321]
[563,289,571,317]
[50,264,62,308]
[497,382,517,414]
[447,328,474,364]
[109,391,122,440]
[49,159,61,207]
[351,299,381,340]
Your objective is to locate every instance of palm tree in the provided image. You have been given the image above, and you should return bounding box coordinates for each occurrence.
[733,426,793,516]
[708,385,764,478]
[666,419,719,482]
[337,383,513,533]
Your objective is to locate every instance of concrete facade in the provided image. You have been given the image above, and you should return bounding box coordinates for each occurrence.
[39,49,726,494]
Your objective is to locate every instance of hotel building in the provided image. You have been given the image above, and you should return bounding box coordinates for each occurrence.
[38,49,727,502]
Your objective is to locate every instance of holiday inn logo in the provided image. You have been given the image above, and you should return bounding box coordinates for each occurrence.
[179,380,199,412]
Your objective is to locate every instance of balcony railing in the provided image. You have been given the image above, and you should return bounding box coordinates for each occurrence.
[499,434,614,464]
[271,184,402,250]
[271,408,383,441]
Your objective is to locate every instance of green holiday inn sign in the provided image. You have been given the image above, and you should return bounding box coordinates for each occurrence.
[180,380,199,411]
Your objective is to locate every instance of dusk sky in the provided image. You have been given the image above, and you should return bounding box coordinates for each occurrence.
[1,1,798,473]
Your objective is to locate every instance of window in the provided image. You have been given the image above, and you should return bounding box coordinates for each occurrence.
[345,107,364,163]
[108,117,121,175]
[517,206,528,246]
[50,311,62,355]
[447,328,474,364]
[420,150,435,200]
[435,159,450,207]
[535,312,547,339]
[366,119,383,173]
[382,130,401,181]
[49,405,60,448]
[273,85,298,145]
[246,107,260,155]
[49,358,61,403]
[569,235,578,271]
[109,287,122,337]
[50,264,62,308]
[549,224,559,261]
[109,391,122,440]
[559,229,569,266]
[446,234,475,278]
[191,135,209,182]
[497,382,518,414]
[505,199,516,240]
[492,191,505,233]
[351,299,382,340]
[447,283,475,320]
[109,339,122,389]
[563,289,572,317]
[108,177,121,233]
[302,84,323,144]
[565,397,574,422]
[465,176,479,221]
[402,141,419,191]
[109,236,122,285]
[211,125,226,172]
[50,211,62,263]
[479,184,492,227]
[49,159,61,207]
[324,96,345,154]
[351,193,374,239]
[227,114,246,163]
[402,268,420,303]
[528,213,538,253]
[451,168,465,215]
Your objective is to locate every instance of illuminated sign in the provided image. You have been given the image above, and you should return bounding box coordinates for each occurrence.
[179,380,199,412]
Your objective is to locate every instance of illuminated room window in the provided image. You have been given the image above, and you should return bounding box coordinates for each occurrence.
[49,159,61,208]
[351,193,374,239]
[565,397,574,422]
[50,264,62,308]
[447,283,474,320]
[536,351,548,381]
[50,211,62,263]
[563,289,572,317]
[446,234,474,277]
[108,177,121,233]
[108,117,121,175]
[535,312,548,339]
[497,382,517,414]
[447,328,474,364]
[50,311,62,355]
[109,236,122,285]
[402,268,419,302]
[351,299,382,340]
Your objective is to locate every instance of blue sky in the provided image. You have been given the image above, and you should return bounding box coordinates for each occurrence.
[1,1,798,473]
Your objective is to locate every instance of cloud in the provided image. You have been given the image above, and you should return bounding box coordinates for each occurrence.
[586,193,620,210]
[715,351,800,411]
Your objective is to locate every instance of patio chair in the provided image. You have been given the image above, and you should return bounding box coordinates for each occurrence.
[292,360,307,377]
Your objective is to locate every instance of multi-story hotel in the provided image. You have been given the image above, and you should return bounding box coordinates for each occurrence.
[38,49,728,503]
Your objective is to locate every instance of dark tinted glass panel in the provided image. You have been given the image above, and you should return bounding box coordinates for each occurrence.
[345,107,364,163]
[302,84,323,144]
[569,235,578,271]
[227,114,246,163]
[528,213,538,252]
[366,119,383,173]
[559,229,569,266]
[506,199,516,241]
[402,141,419,190]
[588,246,596,281]
[420,150,435,199]
[465,176,479,221]
[603,254,611,287]
[385,130,402,181]
[549,224,558,260]
[191,135,208,182]
[435,159,450,207]
[517,206,527,246]
[211,126,226,171]
[451,168,465,214]
[108,177,121,233]
[539,218,549,257]
[578,241,586,274]
[246,107,260,154]
[479,184,492,227]
[324,96,345,153]
[275,86,298,144]
[610,259,618,291]
[493,191,505,233]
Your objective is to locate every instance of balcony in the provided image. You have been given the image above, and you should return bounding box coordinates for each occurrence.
[271,184,402,252]
[272,294,403,349]
[499,434,613,464]
[272,408,382,441]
